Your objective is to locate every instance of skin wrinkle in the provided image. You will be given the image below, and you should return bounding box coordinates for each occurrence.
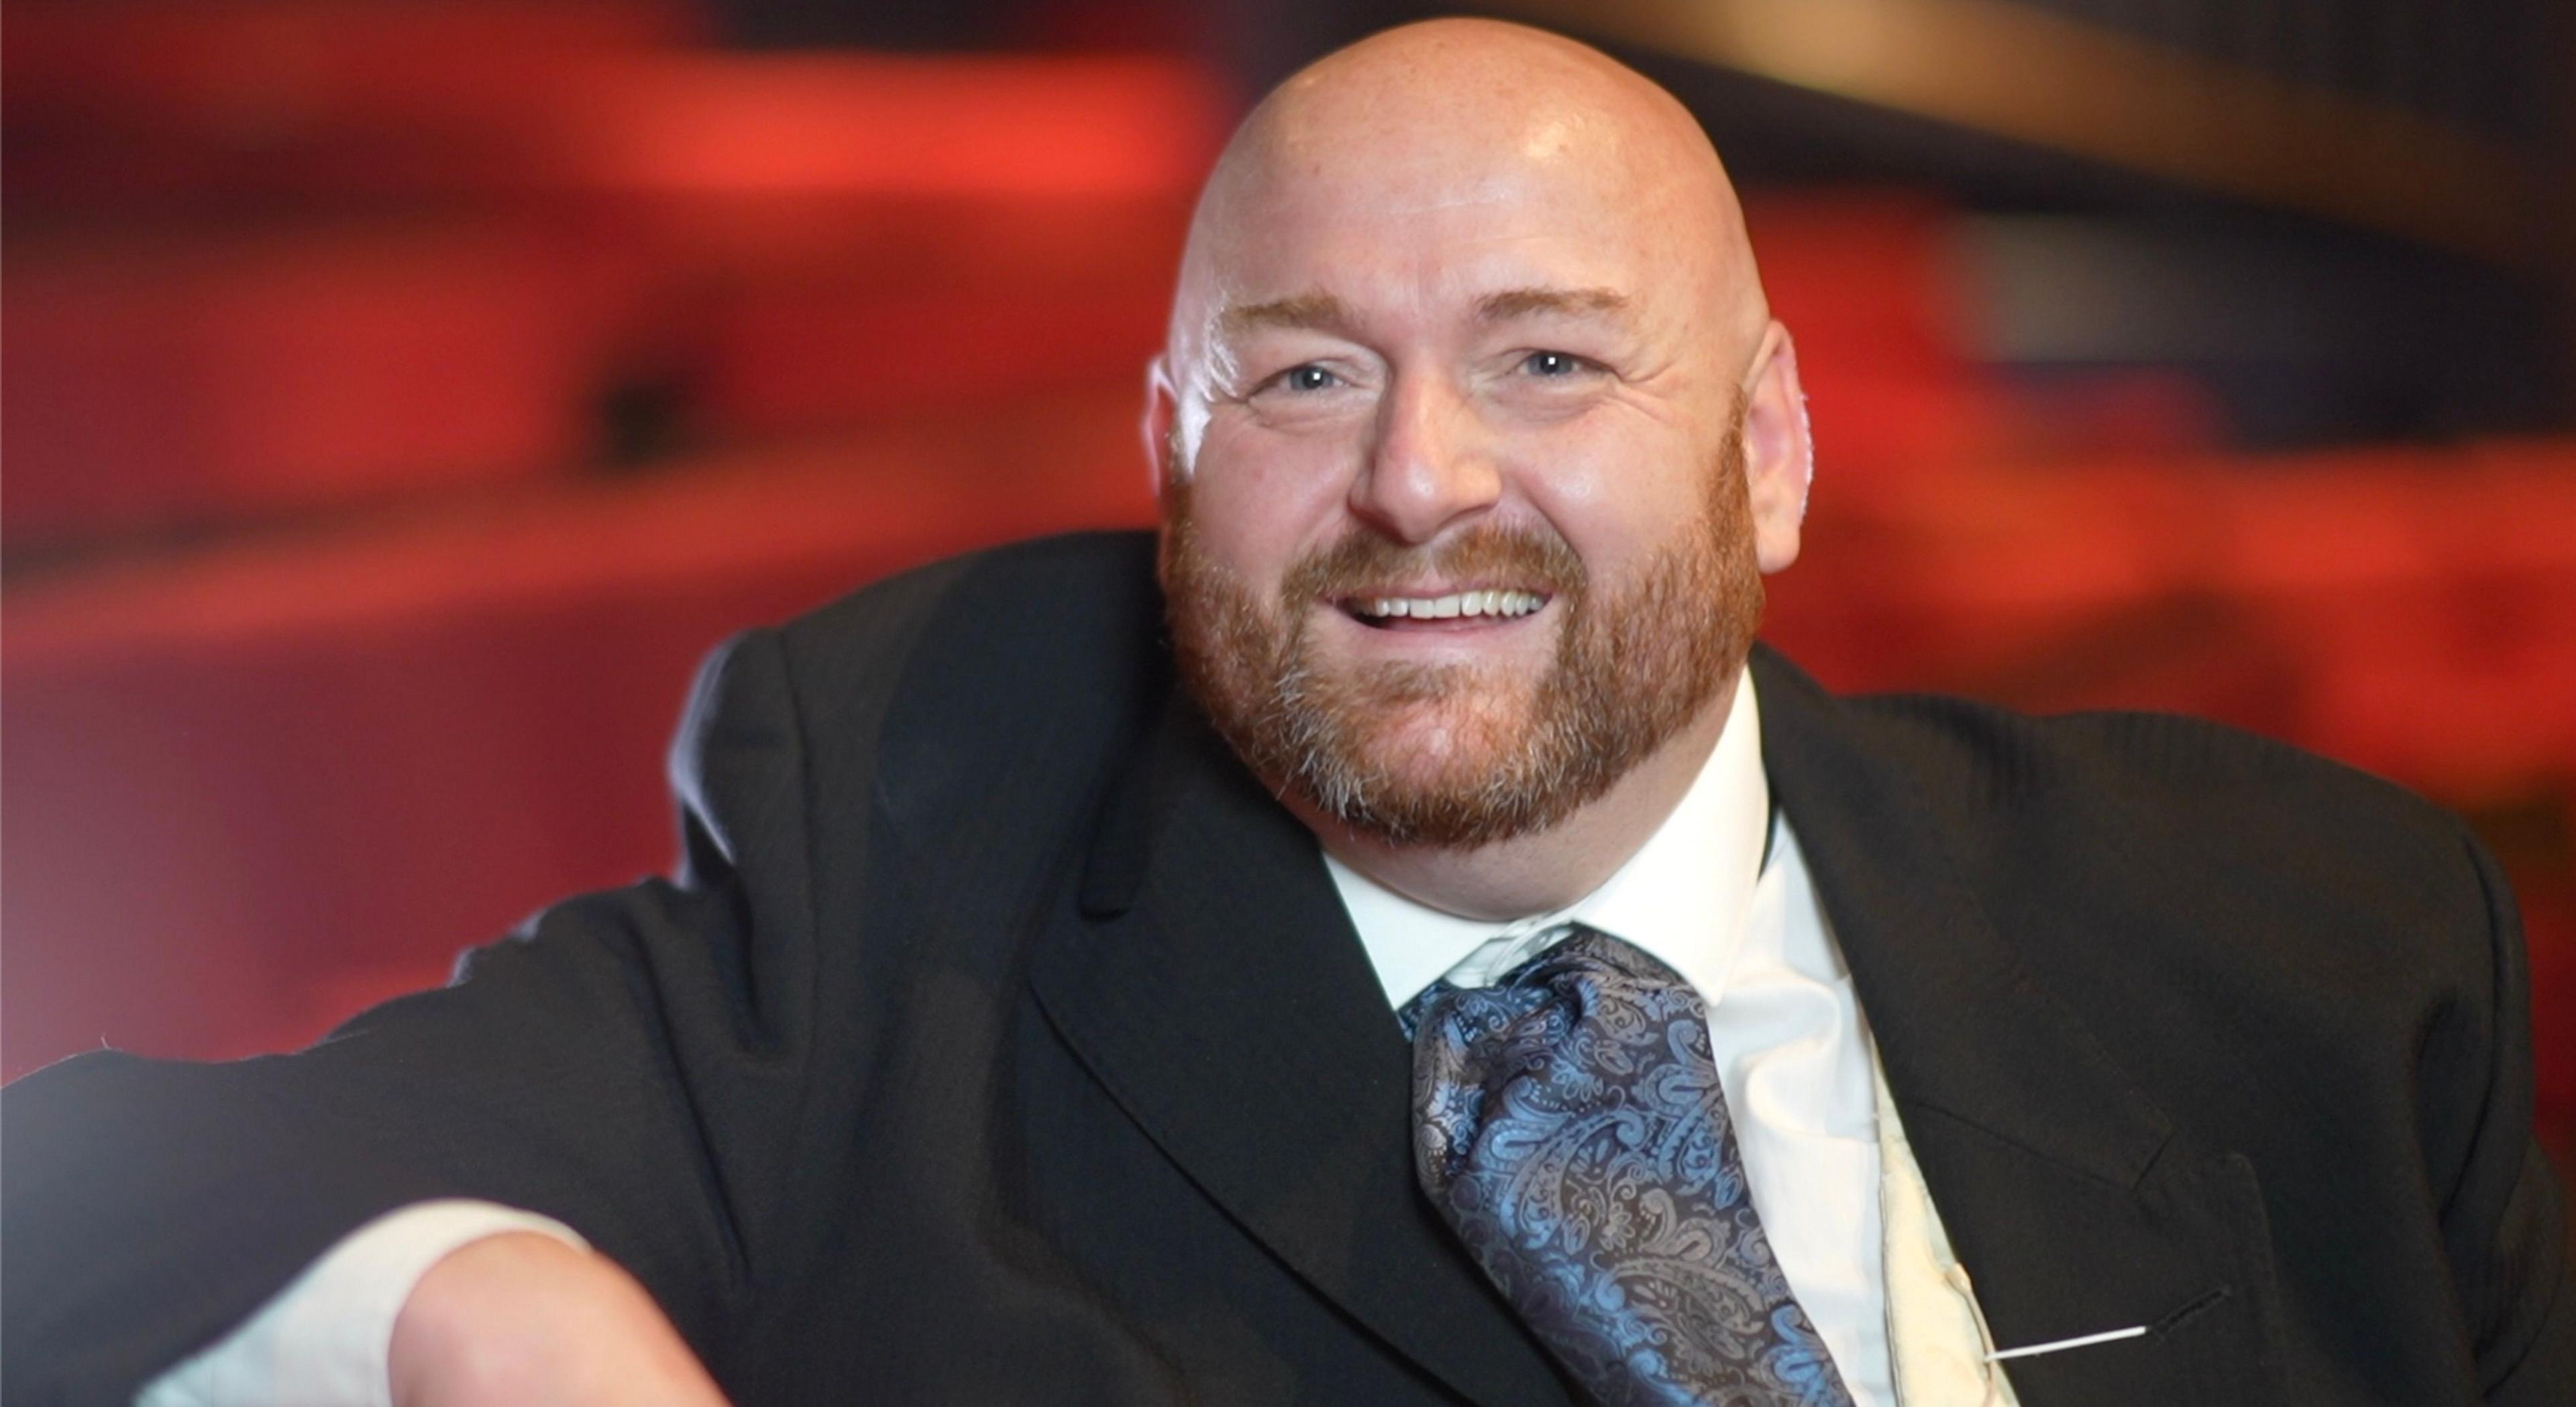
[1148,17,1815,917]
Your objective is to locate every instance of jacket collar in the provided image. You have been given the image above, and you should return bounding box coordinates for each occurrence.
[1753,648,2283,1404]
[1034,693,1575,1407]
[1750,649,2175,1188]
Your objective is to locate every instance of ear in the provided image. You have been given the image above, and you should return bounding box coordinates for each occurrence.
[1142,355,1181,504]
[1739,321,1811,575]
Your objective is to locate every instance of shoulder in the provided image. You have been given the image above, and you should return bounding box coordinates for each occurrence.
[1843,681,2468,858]
[658,529,1170,991]
[1757,646,2500,1004]
[681,528,1168,849]
[772,528,1164,712]
[1758,650,2527,1229]
[1760,646,2475,881]
[698,528,1163,740]
[1862,687,2477,893]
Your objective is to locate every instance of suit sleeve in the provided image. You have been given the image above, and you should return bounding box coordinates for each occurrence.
[2443,827,2576,1405]
[2,628,827,1406]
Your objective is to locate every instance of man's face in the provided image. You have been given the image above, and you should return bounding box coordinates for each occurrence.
[1158,122,1767,849]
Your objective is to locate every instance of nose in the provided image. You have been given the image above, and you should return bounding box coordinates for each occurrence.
[1347,370,1501,544]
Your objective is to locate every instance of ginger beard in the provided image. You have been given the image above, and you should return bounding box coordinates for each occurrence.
[1161,420,1764,850]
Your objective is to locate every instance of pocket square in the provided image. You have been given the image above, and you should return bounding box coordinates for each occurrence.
[1982,1325,2147,1363]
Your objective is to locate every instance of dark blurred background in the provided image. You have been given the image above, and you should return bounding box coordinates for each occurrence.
[5,1,2571,1182]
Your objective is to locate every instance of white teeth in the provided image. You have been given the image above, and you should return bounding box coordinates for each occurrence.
[1358,591,1545,621]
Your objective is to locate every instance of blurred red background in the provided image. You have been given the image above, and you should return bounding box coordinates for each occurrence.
[4,0,2571,1180]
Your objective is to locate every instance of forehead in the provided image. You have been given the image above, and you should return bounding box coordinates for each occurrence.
[1201,150,1691,333]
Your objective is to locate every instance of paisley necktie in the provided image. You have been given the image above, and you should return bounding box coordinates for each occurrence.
[1403,924,1856,1407]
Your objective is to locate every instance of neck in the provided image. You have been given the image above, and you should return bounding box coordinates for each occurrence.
[1301,668,1741,922]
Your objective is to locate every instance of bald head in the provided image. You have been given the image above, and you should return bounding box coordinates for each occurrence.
[1159,19,1771,466]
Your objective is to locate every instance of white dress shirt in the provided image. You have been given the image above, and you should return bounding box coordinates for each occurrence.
[143,674,2012,1406]
[138,1202,586,1407]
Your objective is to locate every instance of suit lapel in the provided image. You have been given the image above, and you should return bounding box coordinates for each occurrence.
[1754,649,2286,1406]
[1028,697,1572,1407]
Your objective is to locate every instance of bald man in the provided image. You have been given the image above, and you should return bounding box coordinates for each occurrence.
[7,20,2569,1407]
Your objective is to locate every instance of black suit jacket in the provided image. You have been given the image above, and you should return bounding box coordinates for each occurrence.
[7,530,2571,1406]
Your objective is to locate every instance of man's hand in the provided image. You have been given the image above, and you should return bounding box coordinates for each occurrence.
[388,1232,730,1406]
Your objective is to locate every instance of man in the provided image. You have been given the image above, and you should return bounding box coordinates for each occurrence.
[7,19,2569,1407]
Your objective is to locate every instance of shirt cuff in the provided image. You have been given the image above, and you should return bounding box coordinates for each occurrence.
[135,1200,588,1407]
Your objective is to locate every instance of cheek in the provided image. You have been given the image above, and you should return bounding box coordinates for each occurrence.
[1188,423,1365,575]
[1499,426,1699,569]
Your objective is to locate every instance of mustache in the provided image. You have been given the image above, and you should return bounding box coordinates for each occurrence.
[1279,522,1587,605]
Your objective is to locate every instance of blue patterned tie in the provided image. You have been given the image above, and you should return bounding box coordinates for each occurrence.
[1402,925,1856,1407]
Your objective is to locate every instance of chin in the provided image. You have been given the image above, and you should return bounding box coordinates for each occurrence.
[1344,692,1536,782]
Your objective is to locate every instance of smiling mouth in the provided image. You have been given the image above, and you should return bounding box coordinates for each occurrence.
[1341,589,1550,626]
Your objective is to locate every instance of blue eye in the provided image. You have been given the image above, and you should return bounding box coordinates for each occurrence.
[1523,351,1582,377]
[1283,364,1340,392]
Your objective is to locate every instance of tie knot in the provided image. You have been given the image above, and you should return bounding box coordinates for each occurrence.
[1396,923,1686,1042]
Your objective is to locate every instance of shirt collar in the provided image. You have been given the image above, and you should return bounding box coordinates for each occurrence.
[1327,671,1772,1009]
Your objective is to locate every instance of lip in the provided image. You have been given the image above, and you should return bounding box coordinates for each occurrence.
[1333,579,1543,599]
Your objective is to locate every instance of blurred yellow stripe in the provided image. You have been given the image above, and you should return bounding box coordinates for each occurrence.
[1491,0,2544,267]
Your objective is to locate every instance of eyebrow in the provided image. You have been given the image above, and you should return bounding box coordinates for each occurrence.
[1218,292,1354,339]
[1476,286,1631,323]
